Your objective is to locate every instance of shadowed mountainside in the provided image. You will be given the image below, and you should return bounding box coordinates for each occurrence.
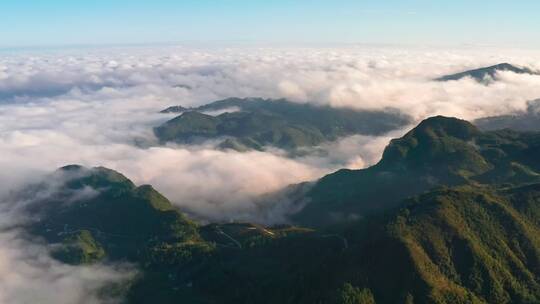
[294,116,540,226]
[436,63,539,83]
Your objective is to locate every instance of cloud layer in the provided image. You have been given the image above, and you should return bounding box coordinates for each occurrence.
[0,230,134,304]
[2,46,540,221]
[1,45,540,303]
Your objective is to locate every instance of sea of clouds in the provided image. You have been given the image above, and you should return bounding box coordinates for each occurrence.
[2,46,540,216]
[1,45,540,303]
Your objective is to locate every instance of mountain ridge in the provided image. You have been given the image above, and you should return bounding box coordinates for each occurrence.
[436,63,539,83]
[293,115,540,227]
[155,97,411,152]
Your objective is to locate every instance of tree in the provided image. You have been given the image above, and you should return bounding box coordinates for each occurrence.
[337,283,375,304]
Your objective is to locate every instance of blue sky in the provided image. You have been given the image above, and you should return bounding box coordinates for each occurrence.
[1,0,539,48]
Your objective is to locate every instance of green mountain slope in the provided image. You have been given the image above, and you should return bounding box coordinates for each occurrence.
[195,184,540,304]
[293,116,540,226]
[25,165,202,262]
[155,98,411,151]
[379,186,540,303]
[17,116,540,304]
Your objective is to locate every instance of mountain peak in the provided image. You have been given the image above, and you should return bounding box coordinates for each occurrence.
[54,165,135,191]
[160,105,187,113]
[294,115,540,227]
[494,62,516,69]
[436,63,538,82]
[378,116,485,172]
[58,164,84,171]
[411,115,480,140]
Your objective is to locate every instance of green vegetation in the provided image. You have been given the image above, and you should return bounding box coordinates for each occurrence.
[28,165,201,262]
[52,230,105,264]
[155,97,410,151]
[21,115,540,303]
[379,186,540,303]
[294,116,540,226]
[336,284,376,304]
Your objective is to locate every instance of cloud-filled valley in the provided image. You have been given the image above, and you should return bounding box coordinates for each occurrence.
[1,45,540,303]
[2,46,540,221]
[1,46,540,215]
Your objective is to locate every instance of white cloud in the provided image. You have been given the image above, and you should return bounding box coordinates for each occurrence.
[0,230,134,304]
[1,45,540,303]
[1,45,540,222]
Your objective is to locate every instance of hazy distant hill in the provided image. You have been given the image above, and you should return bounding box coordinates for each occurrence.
[18,116,540,304]
[155,98,411,151]
[436,63,539,83]
[474,99,540,132]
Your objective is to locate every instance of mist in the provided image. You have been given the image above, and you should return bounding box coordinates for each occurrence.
[2,45,540,303]
[0,230,134,304]
[2,45,540,222]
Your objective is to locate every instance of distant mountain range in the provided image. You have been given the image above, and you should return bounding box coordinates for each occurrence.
[436,63,539,83]
[17,115,540,303]
[155,98,411,151]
